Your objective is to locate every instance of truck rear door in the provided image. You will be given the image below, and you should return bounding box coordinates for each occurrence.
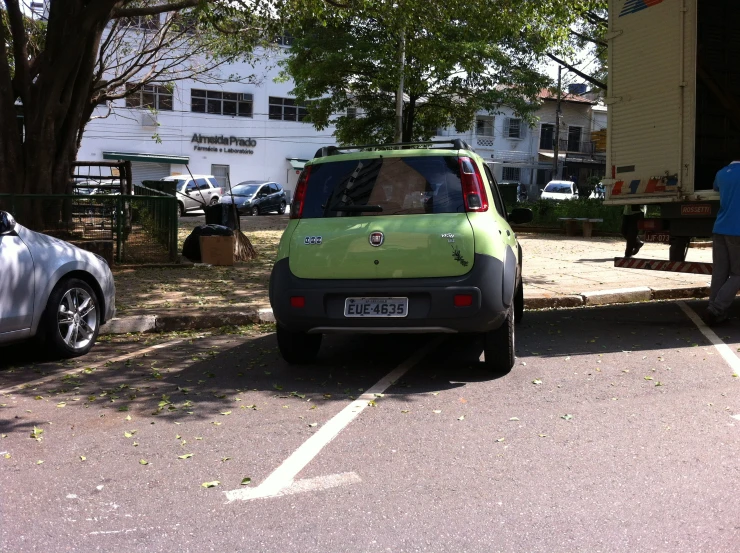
[605,0,696,203]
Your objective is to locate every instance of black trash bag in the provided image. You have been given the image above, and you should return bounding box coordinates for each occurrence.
[182,224,234,262]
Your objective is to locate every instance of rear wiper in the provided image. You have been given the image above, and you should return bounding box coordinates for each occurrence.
[329,205,383,213]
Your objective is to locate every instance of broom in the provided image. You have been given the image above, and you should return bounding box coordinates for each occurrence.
[224,172,258,261]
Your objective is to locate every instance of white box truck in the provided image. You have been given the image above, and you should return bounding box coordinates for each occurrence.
[603,0,738,267]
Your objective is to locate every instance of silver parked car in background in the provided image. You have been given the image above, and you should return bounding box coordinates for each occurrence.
[158,174,223,216]
[0,211,116,357]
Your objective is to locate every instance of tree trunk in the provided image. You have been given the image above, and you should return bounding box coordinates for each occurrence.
[6,2,114,229]
[402,96,416,143]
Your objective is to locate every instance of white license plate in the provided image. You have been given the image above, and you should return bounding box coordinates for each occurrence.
[344,297,409,318]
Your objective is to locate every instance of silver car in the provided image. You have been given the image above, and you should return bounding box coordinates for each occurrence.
[0,211,116,357]
[158,175,222,216]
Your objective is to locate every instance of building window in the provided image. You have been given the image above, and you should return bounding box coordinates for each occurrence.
[191,90,253,117]
[269,97,308,122]
[125,84,173,111]
[502,167,521,182]
[567,126,582,152]
[476,116,494,137]
[211,164,230,191]
[274,33,294,46]
[505,118,523,139]
[540,123,555,150]
[347,107,357,119]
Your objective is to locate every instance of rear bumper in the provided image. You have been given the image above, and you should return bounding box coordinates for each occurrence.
[269,252,515,334]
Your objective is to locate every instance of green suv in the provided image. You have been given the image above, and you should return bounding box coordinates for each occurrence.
[269,140,532,372]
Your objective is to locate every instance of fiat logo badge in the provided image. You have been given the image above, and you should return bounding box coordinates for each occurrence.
[369,231,384,247]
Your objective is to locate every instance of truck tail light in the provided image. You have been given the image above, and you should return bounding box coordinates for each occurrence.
[458,157,488,212]
[291,166,311,220]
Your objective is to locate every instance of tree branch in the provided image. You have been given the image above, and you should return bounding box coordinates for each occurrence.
[546,53,606,91]
[5,0,31,95]
[112,0,201,18]
[569,29,606,48]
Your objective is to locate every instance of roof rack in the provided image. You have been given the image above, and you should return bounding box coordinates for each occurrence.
[313,139,473,159]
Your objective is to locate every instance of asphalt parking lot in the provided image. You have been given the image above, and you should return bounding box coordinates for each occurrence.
[2,299,740,552]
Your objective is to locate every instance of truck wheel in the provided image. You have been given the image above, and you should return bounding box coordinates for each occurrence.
[514,281,524,324]
[43,278,100,358]
[276,325,322,364]
[669,237,690,262]
[483,308,515,375]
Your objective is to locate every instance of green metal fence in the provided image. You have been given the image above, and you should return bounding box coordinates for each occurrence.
[0,189,178,264]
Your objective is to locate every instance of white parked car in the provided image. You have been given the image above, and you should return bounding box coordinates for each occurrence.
[540,180,579,201]
[157,175,222,216]
[0,211,116,357]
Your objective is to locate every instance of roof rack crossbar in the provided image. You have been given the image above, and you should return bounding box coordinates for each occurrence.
[313,139,473,158]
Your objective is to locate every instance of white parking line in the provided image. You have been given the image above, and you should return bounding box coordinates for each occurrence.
[677,301,740,377]
[225,339,440,502]
[0,339,184,396]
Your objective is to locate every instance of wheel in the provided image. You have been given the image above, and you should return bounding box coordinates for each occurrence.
[276,324,322,364]
[278,201,286,215]
[178,202,186,217]
[210,197,219,205]
[250,206,260,216]
[483,308,515,375]
[514,280,524,324]
[42,278,100,358]
[669,237,690,262]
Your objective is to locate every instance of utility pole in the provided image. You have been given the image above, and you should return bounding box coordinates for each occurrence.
[394,30,405,143]
[553,65,562,179]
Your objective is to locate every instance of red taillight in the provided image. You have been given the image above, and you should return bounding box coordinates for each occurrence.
[458,157,488,212]
[291,166,311,219]
[290,296,305,308]
[454,294,473,307]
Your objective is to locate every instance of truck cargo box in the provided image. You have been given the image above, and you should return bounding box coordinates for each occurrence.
[604,0,740,205]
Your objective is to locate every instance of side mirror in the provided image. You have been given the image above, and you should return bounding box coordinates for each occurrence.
[0,211,17,235]
[508,207,533,225]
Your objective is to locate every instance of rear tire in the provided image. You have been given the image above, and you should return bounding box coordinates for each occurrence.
[483,308,515,375]
[514,280,524,324]
[278,201,286,215]
[276,325,322,364]
[178,202,186,217]
[43,278,100,358]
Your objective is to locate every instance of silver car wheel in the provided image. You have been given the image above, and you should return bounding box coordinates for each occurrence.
[57,287,97,350]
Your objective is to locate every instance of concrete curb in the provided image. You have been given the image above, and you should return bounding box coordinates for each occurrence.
[100,309,274,335]
[100,285,711,335]
[522,285,710,311]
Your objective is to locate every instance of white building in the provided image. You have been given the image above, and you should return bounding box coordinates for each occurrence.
[435,85,607,200]
[78,41,335,198]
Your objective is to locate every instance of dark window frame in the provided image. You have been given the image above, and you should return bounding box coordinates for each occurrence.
[125,83,173,111]
[269,96,309,122]
[191,89,253,117]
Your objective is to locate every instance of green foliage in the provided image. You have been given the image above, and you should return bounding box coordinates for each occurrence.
[279,0,601,145]
[516,199,623,233]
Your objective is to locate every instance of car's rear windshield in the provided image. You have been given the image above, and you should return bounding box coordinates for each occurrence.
[301,155,465,218]
[544,183,573,193]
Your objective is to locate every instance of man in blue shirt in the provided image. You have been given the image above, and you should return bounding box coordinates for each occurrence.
[703,161,740,326]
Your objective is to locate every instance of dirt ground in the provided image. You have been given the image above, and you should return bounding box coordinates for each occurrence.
[113,215,290,317]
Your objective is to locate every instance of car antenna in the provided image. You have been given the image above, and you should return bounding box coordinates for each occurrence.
[184,164,209,208]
